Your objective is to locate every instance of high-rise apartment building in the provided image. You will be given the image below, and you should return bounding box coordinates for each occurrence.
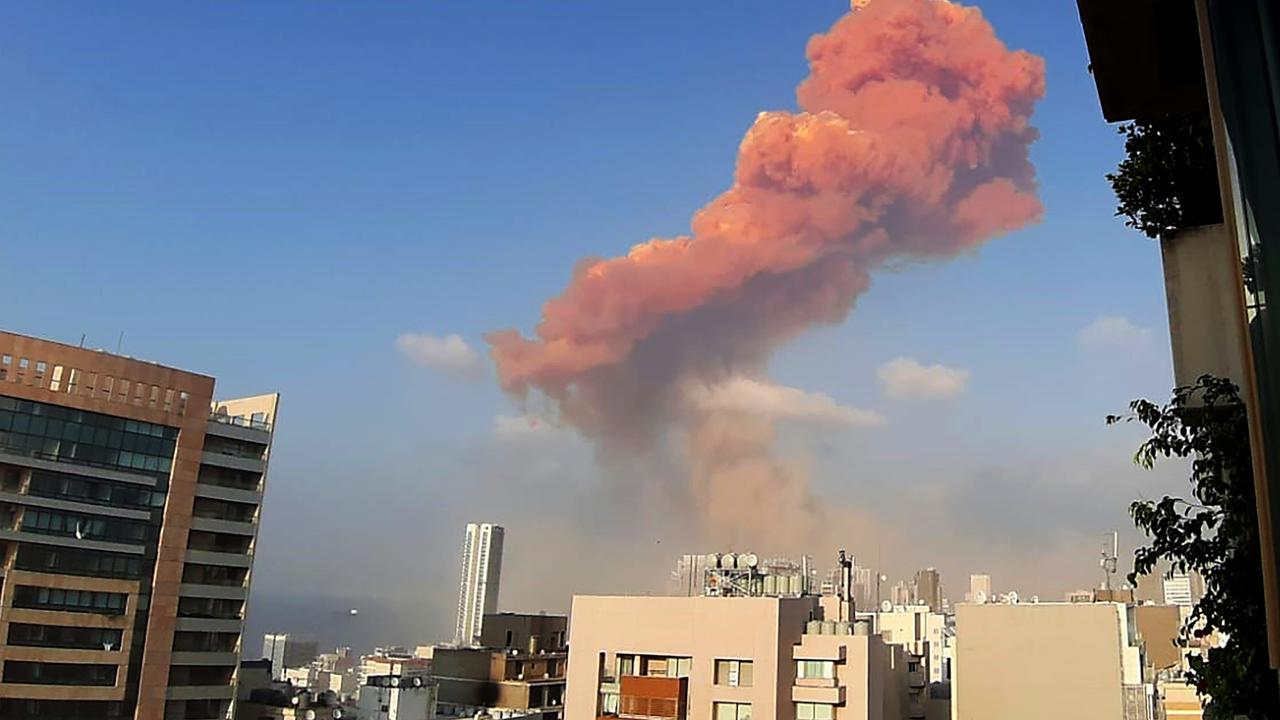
[0,331,278,720]
[965,574,991,604]
[262,633,319,681]
[912,568,941,613]
[453,523,504,646]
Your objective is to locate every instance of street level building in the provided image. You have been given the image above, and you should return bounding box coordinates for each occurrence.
[565,595,912,720]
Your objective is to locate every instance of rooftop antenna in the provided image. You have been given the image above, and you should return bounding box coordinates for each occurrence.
[79,333,86,348]
[116,331,124,355]
[1100,531,1118,591]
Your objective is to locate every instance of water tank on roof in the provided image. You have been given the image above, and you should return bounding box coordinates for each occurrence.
[722,553,737,569]
[742,553,759,569]
[705,553,721,568]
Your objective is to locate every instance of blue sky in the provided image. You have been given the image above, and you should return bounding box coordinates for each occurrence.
[0,1,1181,646]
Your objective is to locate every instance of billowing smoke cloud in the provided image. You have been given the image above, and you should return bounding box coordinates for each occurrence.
[488,0,1044,548]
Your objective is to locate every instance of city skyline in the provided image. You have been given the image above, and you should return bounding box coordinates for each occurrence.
[2,0,1186,645]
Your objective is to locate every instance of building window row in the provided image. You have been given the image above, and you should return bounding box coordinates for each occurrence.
[172,630,240,653]
[714,659,753,687]
[11,585,128,615]
[616,654,692,678]
[713,702,753,720]
[15,544,144,580]
[0,699,129,719]
[167,664,235,687]
[181,563,248,587]
[0,395,178,476]
[21,508,152,545]
[191,497,256,523]
[177,596,244,620]
[1,660,118,686]
[0,355,191,417]
[6,622,124,651]
[26,469,162,510]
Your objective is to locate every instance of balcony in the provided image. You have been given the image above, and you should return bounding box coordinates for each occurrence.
[190,516,255,537]
[185,549,252,569]
[166,685,235,701]
[175,617,244,633]
[169,651,240,666]
[907,670,926,689]
[199,450,263,475]
[617,676,688,720]
[791,684,845,706]
[793,644,846,662]
[206,413,271,444]
[179,583,248,600]
[193,483,261,506]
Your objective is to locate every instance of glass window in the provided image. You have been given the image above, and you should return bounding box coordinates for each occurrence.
[796,705,832,720]
[797,660,834,680]
[0,394,178,477]
[714,702,751,720]
[617,655,634,677]
[715,660,753,687]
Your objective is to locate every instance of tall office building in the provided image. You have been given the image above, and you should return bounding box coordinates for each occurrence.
[261,633,319,681]
[454,523,504,646]
[966,574,992,603]
[0,331,278,720]
[913,568,942,612]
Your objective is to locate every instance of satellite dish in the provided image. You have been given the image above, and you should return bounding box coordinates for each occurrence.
[333,711,343,720]
[1006,591,1020,605]
[1031,595,1040,604]
[411,676,424,688]
[880,600,892,612]
[974,591,987,604]
[349,608,359,616]
[390,677,401,687]
[305,711,317,720]
[103,641,115,651]
[75,522,85,540]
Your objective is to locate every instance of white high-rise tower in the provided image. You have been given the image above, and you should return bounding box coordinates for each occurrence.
[454,522,505,646]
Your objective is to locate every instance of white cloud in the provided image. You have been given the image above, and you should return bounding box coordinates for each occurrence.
[689,376,884,427]
[396,333,484,378]
[877,357,969,399]
[1077,315,1153,350]
[493,414,562,442]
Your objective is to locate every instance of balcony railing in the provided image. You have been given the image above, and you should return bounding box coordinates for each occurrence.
[208,412,272,432]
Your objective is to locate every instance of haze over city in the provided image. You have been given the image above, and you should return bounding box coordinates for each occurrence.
[2,0,1186,652]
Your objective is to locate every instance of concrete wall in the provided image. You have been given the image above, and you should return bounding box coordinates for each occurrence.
[1135,605,1183,672]
[953,603,1126,720]
[481,612,568,652]
[1161,222,1248,388]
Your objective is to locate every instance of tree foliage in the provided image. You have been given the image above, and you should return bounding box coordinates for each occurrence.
[1106,114,1223,240]
[1109,376,1278,719]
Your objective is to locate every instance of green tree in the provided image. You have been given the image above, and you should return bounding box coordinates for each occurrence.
[1106,114,1222,240]
[1109,376,1278,718]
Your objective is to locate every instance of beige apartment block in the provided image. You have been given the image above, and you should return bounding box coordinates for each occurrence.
[0,330,279,720]
[952,603,1148,720]
[565,595,910,720]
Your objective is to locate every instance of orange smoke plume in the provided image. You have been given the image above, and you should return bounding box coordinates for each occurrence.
[487,0,1044,543]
